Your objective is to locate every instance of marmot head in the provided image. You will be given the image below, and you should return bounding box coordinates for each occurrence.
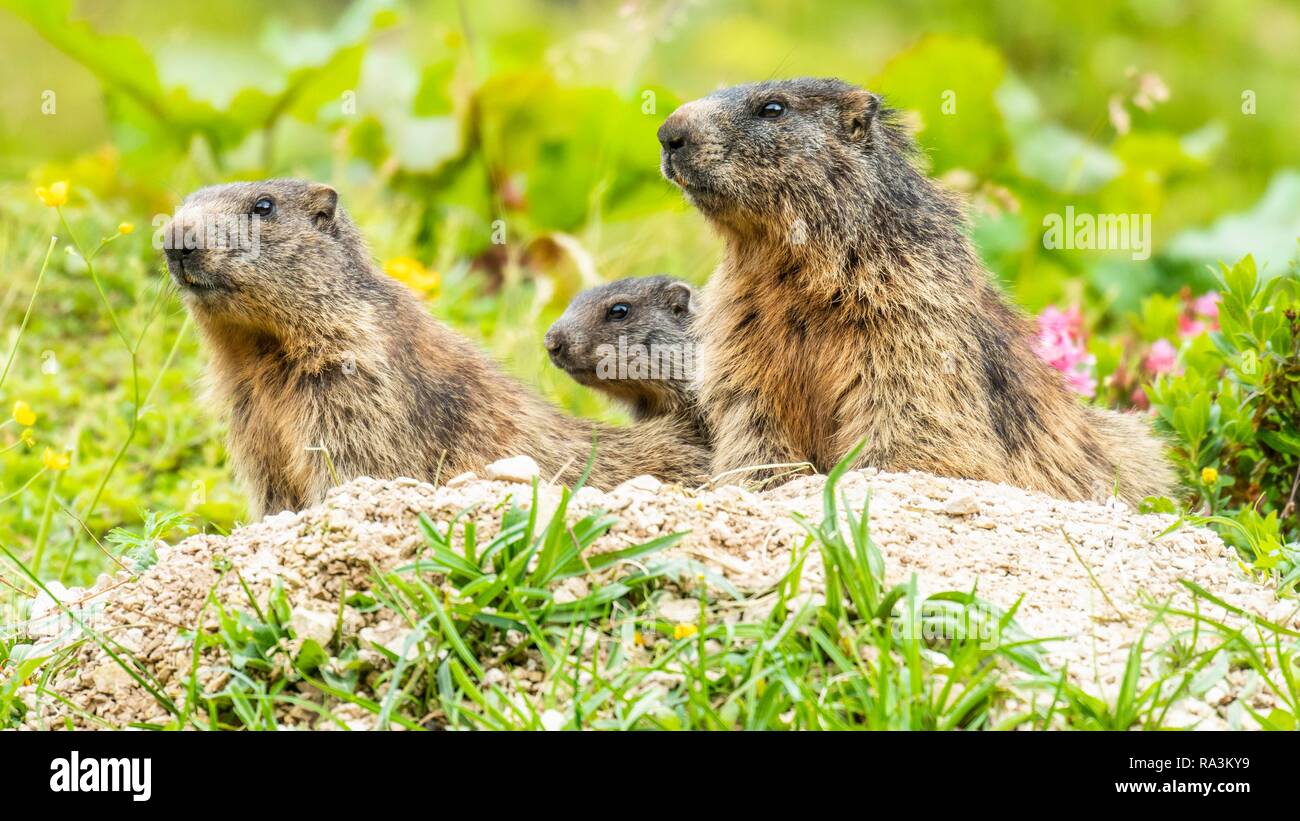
[161,179,377,335]
[658,78,922,247]
[544,275,698,414]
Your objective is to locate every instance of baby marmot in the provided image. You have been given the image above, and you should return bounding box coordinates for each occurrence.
[658,78,1172,504]
[163,180,709,517]
[544,275,708,441]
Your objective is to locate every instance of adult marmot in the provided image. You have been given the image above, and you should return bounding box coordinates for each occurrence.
[162,180,709,517]
[544,275,709,441]
[658,78,1172,504]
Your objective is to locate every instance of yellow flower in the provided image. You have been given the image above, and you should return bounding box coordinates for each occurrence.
[12,400,36,427]
[383,256,440,295]
[118,222,134,235]
[1201,467,1219,485]
[42,447,70,471]
[633,631,646,646]
[35,180,69,208]
[673,623,698,640]
[20,428,36,447]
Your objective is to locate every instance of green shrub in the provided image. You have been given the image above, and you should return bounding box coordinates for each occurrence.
[1146,254,1300,586]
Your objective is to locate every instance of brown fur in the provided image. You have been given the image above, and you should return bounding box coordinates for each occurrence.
[544,275,709,441]
[163,180,709,518]
[658,78,1173,504]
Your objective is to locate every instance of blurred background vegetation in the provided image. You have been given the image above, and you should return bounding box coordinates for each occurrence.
[0,0,1298,590]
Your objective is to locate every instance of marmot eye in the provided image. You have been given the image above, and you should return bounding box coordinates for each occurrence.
[758,100,786,119]
[606,303,631,321]
[252,197,275,217]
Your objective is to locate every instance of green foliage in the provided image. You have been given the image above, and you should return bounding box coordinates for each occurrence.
[1147,255,1300,583]
[104,510,193,573]
[0,0,397,170]
[412,482,688,635]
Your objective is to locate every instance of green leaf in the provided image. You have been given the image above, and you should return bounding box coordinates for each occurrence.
[295,639,329,673]
[1259,428,1300,457]
[1261,709,1296,731]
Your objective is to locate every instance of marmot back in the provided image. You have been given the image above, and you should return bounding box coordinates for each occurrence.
[163,180,710,517]
[657,78,1173,504]
[544,275,708,440]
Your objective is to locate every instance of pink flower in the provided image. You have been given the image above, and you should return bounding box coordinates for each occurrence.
[1130,385,1151,410]
[1178,315,1207,338]
[1179,291,1220,339]
[1063,366,1098,397]
[1032,304,1096,397]
[1144,338,1178,374]
[1038,305,1084,337]
[1192,291,1219,320]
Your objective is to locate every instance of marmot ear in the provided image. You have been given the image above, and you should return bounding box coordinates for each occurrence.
[307,184,339,233]
[666,281,697,316]
[841,89,881,143]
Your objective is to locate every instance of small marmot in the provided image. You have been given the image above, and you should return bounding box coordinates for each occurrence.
[544,275,708,440]
[162,180,709,518]
[658,78,1173,504]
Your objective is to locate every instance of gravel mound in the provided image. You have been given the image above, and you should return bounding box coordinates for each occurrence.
[16,466,1294,730]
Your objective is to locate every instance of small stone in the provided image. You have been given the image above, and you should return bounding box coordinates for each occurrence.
[485,455,541,484]
[540,709,566,731]
[573,486,605,506]
[618,474,663,494]
[91,662,134,695]
[714,484,758,505]
[359,624,420,661]
[296,540,323,558]
[291,608,336,645]
[943,492,979,516]
[552,577,590,605]
[445,471,477,487]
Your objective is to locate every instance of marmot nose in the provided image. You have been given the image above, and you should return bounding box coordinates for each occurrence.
[164,245,196,263]
[162,221,197,262]
[544,328,566,356]
[657,119,691,152]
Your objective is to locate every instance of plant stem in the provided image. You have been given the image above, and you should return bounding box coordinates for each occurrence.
[0,235,58,393]
[0,466,48,504]
[29,468,61,578]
